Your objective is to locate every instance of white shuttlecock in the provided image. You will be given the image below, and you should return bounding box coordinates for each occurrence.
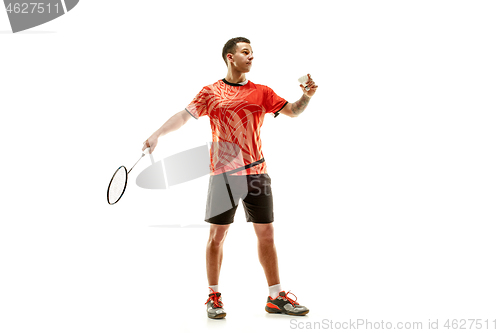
[298,75,310,91]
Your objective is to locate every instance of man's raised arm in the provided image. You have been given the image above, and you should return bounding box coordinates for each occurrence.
[280,74,318,118]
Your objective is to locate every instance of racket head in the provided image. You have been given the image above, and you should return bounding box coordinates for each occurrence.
[107,166,128,205]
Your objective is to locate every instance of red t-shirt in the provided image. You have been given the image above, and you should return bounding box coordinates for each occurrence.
[185,79,287,175]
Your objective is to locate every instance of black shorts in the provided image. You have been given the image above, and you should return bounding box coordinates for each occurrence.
[205,173,273,224]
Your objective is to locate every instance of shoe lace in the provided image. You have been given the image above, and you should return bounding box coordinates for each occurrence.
[283,291,300,307]
[205,288,223,308]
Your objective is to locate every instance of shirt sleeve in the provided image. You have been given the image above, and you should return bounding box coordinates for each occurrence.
[263,85,288,118]
[185,87,209,119]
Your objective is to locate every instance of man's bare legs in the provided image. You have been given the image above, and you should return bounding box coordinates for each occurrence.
[206,224,231,285]
[253,223,280,286]
[206,222,310,316]
[206,223,280,286]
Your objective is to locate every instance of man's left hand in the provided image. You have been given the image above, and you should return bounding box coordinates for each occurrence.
[300,74,318,98]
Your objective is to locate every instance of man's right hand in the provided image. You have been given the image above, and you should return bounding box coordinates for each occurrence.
[143,134,158,154]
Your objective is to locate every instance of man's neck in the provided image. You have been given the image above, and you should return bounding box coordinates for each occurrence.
[225,71,247,84]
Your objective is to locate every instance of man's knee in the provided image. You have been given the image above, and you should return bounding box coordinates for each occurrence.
[209,225,230,246]
[254,223,275,243]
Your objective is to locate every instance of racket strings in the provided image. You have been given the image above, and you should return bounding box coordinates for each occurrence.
[108,167,127,204]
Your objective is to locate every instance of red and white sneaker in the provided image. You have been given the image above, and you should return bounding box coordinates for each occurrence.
[265,291,309,316]
[205,290,226,319]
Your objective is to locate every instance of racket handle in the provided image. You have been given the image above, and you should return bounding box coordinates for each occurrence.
[128,147,153,175]
[143,147,155,163]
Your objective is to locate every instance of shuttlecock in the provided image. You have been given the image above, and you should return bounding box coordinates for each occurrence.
[298,75,310,91]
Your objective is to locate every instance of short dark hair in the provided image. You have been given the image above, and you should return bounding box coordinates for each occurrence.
[222,37,251,66]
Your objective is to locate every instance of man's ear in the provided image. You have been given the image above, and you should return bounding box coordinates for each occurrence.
[226,53,233,64]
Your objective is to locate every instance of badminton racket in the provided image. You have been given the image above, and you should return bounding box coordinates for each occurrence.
[298,74,311,91]
[107,147,152,205]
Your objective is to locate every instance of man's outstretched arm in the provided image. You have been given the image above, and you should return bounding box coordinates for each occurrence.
[142,110,191,153]
[280,74,318,118]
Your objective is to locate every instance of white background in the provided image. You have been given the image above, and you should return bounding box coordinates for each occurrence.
[1,1,499,332]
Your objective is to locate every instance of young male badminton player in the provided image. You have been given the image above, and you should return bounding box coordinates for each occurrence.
[143,37,318,319]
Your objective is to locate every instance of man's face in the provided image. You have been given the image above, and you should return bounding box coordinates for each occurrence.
[229,42,254,72]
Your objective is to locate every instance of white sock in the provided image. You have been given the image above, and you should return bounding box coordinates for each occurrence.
[269,283,282,298]
[209,285,219,293]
